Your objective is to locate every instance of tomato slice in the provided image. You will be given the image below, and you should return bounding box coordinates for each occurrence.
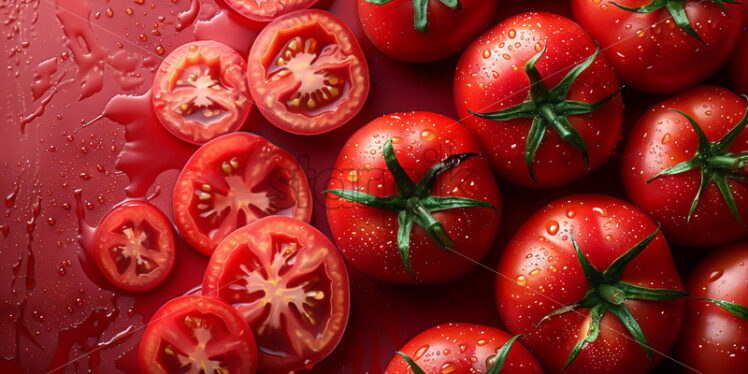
[247,9,369,135]
[173,132,312,256]
[223,0,317,23]
[202,216,350,373]
[152,41,251,144]
[139,295,258,374]
[93,201,175,292]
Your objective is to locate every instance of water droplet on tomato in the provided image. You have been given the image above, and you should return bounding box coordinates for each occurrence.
[546,220,559,235]
[420,129,436,142]
[415,344,429,359]
[708,269,723,282]
[530,268,541,276]
[516,275,527,286]
[662,133,671,144]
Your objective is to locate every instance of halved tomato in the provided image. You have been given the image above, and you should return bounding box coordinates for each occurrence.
[223,0,317,23]
[138,295,258,374]
[247,9,369,135]
[93,201,175,292]
[202,216,350,373]
[152,41,251,144]
[173,132,312,256]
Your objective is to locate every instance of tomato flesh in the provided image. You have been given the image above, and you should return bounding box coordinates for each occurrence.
[202,216,350,373]
[93,201,175,292]
[224,0,317,23]
[248,9,369,135]
[173,132,312,256]
[152,41,251,144]
[139,295,258,374]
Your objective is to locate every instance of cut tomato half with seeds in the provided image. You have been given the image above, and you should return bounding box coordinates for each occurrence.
[93,201,175,292]
[152,41,251,144]
[223,0,317,23]
[248,9,369,135]
[202,216,350,373]
[138,295,258,374]
[173,132,312,256]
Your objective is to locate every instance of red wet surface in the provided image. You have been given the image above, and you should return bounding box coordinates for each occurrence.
[0,0,725,372]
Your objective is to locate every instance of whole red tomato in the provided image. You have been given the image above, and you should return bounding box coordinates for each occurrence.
[730,4,748,95]
[495,195,687,374]
[678,241,748,374]
[357,0,499,63]
[385,323,545,374]
[621,86,748,248]
[572,0,743,94]
[454,12,623,188]
[326,111,502,284]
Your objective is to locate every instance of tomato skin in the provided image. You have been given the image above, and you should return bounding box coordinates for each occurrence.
[357,0,499,63]
[572,0,743,94]
[384,323,544,374]
[152,41,251,144]
[678,241,748,374]
[247,9,369,135]
[138,295,258,374]
[453,12,623,188]
[621,86,748,248]
[93,201,175,292]
[729,4,748,95]
[173,132,312,256]
[326,112,502,284]
[495,195,686,374]
[202,216,350,374]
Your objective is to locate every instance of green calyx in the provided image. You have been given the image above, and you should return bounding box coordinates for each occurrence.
[610,0,740,45]
[325,139,495,279]
[396,334,522,374]
[469,44,621,181]
[364,0,462,32]
[647,102,748,227]
[537,226,688,369]
[699,298,748,321]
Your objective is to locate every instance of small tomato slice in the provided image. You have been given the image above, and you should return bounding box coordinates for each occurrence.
[152,41,251,144]
[202,216,350,373]
[248,9,369,135]
[223,0,317,23]
[93,201,175,292]
[173,132,312,256]
[138,295,258,374]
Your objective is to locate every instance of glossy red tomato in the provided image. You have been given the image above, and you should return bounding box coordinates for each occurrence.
[93,201,175,292]
[152,41,251,144]
[202,216,349,373]
[385,323,545,374]
[223,0,316,22]
[454,12,623,188]
[326,111,501,284]
[247,9,369,135]
[139,295,258,374]
[357,0,499,63]
[572,0,743,94]
[678,241,748,374]
[495,195,687,374]
[173,132,312,256]
[730,4,748,95]
[621,86,748,248]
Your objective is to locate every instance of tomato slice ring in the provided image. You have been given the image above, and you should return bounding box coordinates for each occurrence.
[173,132,312,256]
[223,0,317,23]
[248,9,369,135]
[202,216,350,373]
[138,295,258,374]
[152,41,251,144]
[93,201,175,292]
